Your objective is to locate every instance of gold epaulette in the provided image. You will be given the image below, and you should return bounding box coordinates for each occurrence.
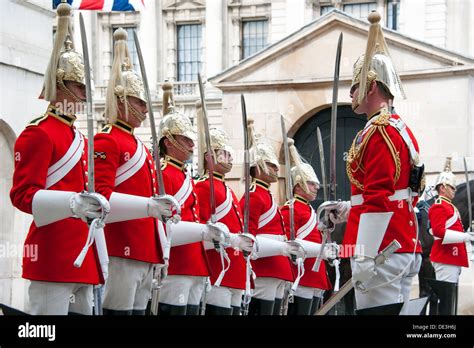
[26,115,48,127]
[99,124,112,134]
[372,110,391,126]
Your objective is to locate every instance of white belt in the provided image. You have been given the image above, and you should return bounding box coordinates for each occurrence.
[351,188,418,206]
[258,234,286,242]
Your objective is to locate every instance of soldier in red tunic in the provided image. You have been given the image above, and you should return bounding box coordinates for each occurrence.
[194,122,255,315]
[322,11,424,314]
[9,2,107,315]
[156,83,228,315]
[240,121,304,315]
[428,157,472,314]
[93,29,176,315]
[280,139,335,315]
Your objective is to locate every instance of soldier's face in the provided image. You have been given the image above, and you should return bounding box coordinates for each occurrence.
[350,83,364,114]
[294,182,318,201]
[253,163,278,184]
[65,81,86,102]
[175,135,195,160]
[214,149,233,174]
[440,184,456,200]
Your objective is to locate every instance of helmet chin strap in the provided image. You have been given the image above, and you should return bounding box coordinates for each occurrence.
[119,95,147,124]
[58,79,84,105]
[166,133,193,158]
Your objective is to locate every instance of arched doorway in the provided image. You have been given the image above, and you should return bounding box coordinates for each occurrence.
[0,119,28,310]
[293,105,366,209]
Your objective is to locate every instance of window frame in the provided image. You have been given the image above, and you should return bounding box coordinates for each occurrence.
[241,18,269,60]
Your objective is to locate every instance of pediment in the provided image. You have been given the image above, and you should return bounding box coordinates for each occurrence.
[210,10,474,87]
[163,0,205,11]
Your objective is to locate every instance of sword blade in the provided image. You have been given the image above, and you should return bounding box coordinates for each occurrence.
[329,32,343,201]
[316,127,328,201]
[133,30,165,196]
[281,115,295,241]
[197,73,216,222]
[316,239,401,315]
[463,157,472,232]
[241,95,250,233]
[79,14,94,193]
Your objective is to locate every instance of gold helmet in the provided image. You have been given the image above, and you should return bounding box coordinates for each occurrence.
[105,28,146,124]
[435,156,456,189]
[351,10,405,106]
[41,1,85,103]
[288,138,320,194]
[247,120,280,176]
[158,82,197,155]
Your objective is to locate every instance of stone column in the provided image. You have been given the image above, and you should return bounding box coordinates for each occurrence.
[205,0,223,78]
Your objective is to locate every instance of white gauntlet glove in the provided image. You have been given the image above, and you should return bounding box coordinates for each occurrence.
[147,194,180,222]
[204,222,230,244]
[323,242,340,262]
[229,233,256,253]
[70,193,103,222]
[283,240,306,260]
[464,232,474,242]
[328,200,351,224]
[352,256,377,284]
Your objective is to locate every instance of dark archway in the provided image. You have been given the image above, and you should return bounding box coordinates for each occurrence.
[293,105,366,209]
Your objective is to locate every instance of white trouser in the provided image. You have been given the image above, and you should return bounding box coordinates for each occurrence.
[206,286,244,308]
[28,280,93,315]
[294,285,325,300]
[102,257,154,311]
[159,275,206,306]
[252,277,286,301]
[351,253,422,310]
[433,262,462,283]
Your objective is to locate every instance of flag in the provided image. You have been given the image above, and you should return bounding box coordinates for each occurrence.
[52,0,145,11]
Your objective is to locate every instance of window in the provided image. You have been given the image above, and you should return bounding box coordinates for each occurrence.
[320,5,335,16]
[112,27,139,73]
[177,24,202,82]
[343,2,377,20]
[242,20,268,59]
[387,0,400,30]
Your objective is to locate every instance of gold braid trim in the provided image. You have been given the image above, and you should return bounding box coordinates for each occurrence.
[346,115,401,190]
[378,126,401,185]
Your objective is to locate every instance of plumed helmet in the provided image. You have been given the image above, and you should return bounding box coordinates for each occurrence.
[288,138,319,193]
[105,28,146,123]
[41,0,85,102]
[435,156,456,189]
[247,120,280,174]
[351,10,405,104]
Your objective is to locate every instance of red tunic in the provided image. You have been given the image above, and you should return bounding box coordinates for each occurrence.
[195,172,247,289]
[93,120,163,264]
[10,105,102,284]
[161,156,209,276]
[281,196,331,290]
[429,196,469,267]
[343,111,423,257]
[239,179,293,281]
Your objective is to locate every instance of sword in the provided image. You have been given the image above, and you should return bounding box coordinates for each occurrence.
[313,33,343,273]
[463,157,474,261]
[280,115,300,315]
[241,95,253,315]
[133,30,181,315]
[316,127,328,201]
[328,32,343,202]
[281,116,295,243]
[197,73,217,226]
[79,13,107,316]
[316,240,401,315]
